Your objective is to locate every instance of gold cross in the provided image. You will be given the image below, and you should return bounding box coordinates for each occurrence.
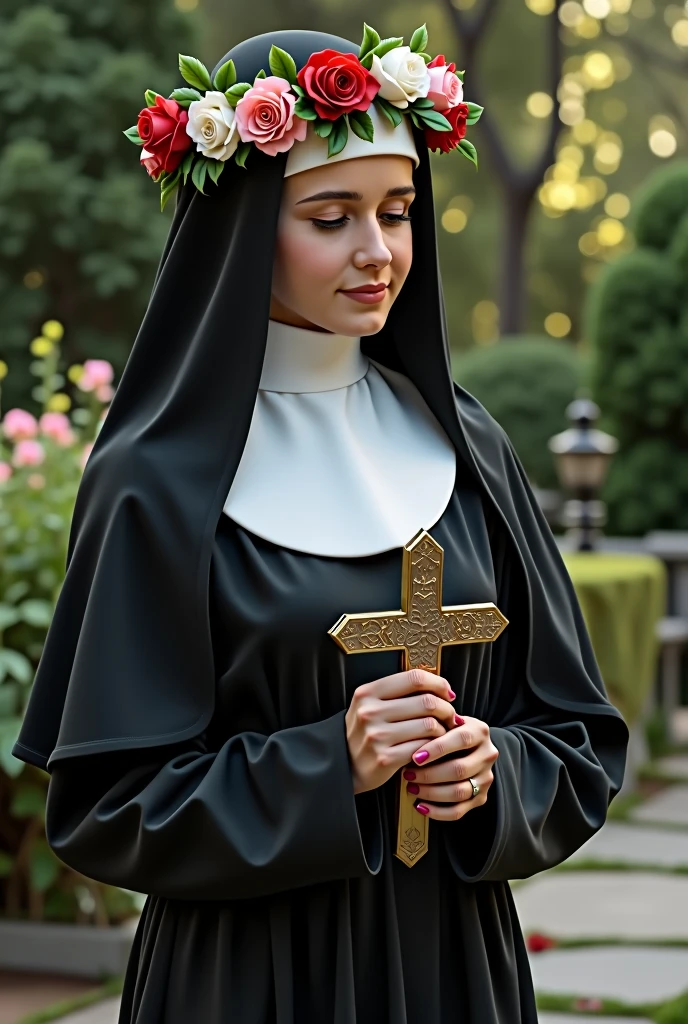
[329,529,508,868]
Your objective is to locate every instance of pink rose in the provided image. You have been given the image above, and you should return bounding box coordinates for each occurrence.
[78,359,114,393]
[235,77,308,156]
[3,408,38,441]
[39,411,70,439]
[0,461,12,482]
[96,383,115,404]
[426,55,463,112]
[12,439,45,468]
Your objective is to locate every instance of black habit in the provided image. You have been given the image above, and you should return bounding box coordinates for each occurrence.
[12,28,628,1024]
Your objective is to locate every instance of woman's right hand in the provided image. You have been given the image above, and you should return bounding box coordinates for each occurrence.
[345,670,457,795]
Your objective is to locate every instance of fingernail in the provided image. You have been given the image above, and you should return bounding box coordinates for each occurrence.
[416,804,430,815]
[454,714,465,726]
[448,688,456,700]
[403,770,416,781]
[407,783,420,795]
[414,750,429,764]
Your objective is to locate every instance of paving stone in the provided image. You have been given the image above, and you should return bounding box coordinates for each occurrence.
[58,997,120,1024]
[630,784,688,826]
[529,946,688,1004]
[655,754,688,780]
[568,821,688,867]
[514,872,688,939]
[539,1016,653,1024]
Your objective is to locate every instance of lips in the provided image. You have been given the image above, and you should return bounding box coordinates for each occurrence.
[339,283,389,304]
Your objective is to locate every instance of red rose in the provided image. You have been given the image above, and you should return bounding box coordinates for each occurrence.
[526,933,557,954]
[137,96,192,176]
[424,102,469,155]
[297,49,380,121]
[427,53,457,74]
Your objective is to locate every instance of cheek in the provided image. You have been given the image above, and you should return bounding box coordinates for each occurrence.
[389,229,413,288]
[274,223,344,293]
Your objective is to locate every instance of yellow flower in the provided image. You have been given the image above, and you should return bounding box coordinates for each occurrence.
[47,393,72,413]
[0,361,8,380]
[67,364,84,384]
[30,337,54,357]
[41,319,64,341]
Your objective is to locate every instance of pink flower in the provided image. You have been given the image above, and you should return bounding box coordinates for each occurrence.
[12,439,45,467]
[573,998,604,1012]
[95,383,115,404]
[0,461,12,482]
[27,473,46,490]
[39,411,70,439]
[235,77,308,156]
[3,408,38,441]
[79,442,94,471]
[426,55,463,112]
[78,359,114,393]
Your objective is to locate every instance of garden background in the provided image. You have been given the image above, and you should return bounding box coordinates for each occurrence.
[2,0,688,1021]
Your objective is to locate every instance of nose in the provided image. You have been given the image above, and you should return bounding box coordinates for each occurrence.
[352,216,393,271]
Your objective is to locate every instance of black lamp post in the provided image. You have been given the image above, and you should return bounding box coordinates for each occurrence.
[548,398,618,551]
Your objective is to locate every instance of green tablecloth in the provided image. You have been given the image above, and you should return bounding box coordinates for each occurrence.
[562,552,667,724]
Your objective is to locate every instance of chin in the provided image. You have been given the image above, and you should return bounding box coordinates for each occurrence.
[336,307,390,338]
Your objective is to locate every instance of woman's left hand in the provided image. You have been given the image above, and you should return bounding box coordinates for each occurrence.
[404,716,499,821]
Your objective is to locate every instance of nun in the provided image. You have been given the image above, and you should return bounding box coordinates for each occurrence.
[13,27,628,1024]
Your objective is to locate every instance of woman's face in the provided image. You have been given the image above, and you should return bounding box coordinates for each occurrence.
[270,154,415,337]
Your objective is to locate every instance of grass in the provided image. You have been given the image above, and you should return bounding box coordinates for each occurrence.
[554,858,688,875]
[536,989,688,1021]
[18,975,124,1024]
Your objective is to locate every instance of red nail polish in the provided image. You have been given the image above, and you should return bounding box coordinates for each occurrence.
[448,688,456,700]
[403,770,416,781]
[407,783,420,795]
[414,750,429,764]
[416,804,430,815]
[454,714,465,726]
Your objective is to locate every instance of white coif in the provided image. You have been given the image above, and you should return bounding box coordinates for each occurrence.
[223,319,456,557]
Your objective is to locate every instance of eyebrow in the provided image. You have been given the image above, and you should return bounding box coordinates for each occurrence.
[295,186,416,205]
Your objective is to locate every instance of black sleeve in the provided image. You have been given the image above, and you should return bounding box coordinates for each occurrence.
[45,710,383,901]
[442,506,627,883]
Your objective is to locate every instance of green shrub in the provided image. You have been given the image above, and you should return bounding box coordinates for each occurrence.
[588,161,688,534]
[452,336,585,490]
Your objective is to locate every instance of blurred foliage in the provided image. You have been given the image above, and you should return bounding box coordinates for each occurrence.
[589,161,688,535]
[453,336,585,489]
[0,324,138,924]
[0,0,200,413]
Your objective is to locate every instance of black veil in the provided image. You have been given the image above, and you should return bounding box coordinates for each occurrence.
[13,30,628,781]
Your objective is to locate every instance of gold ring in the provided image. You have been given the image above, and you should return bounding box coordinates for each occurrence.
[468,777,480,799]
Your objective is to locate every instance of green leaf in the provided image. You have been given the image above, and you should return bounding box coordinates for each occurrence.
[328,116,350,158]
[161,168,181,211]
[123,126,144,147]
[458,138,478,168]
[409,111,422,129]
[0,604,20,630]
[292,83,305,98]
[169,87,203,107]
[213,58,236,91]
[417,109,452,131]
[374,97,403,128]
[409,24,428,54]
[361,37,404,69]
[349,109,375,144]
[207,159,225,185]
[255,69,267,80]
[0,648,33,684]
[144,89,162,107]
[225,82,251,107]
[412,97,435,110]
[235,142,251,168]
[314,119,334,138]
[359,22,381,60]
[191,158,209,195]
[0,851,13,877]
[268,45,298,84]
[19,599,53,628]
[466,102,484,126]
[179,54,212,91]
[4,582,30,604]
[295,100,318,120]
[181,149,195,185]
[30,840,60,893]
[418,52,432,63]
[10,782,45,819]
[0,717,24,778]
[456,69,465,83]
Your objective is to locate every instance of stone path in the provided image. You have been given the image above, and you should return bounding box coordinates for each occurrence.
[630,782,688,826]
[567,819,688,866]
[540,1017,652,1024]
[655,753,688,779]
[529,946,688,1004]
[57,997,119,1024]
[514,871,688,939]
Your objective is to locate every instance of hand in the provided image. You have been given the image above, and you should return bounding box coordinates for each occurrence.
[346,669,458,796]
[403,715,499,821]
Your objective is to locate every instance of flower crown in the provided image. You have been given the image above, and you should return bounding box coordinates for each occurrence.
[124,24,483,211]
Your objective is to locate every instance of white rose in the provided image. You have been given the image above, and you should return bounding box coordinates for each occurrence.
[186,91,239,162]
[370,47,431,110]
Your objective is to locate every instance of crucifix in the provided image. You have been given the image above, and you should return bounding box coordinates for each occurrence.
[329,529,508,868]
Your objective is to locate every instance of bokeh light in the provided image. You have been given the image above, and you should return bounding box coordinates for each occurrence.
[442,209,468,233]
[544,313,572,337]
[175,0,199,8]
[597,217,626,245]
[23,270,44,289]
[632,0,655,17]
[526,0,556,11]
[527,92,555,117]
[472,301,500,346]
[560,0,585,24]
[583,0,611,16]
[649,130,678,157]
[579,231,602,255]
[610,0,632,9]
[671,19,688,44]
[605,192,631,217]
[572,118,599,143]
[582,52,615,89]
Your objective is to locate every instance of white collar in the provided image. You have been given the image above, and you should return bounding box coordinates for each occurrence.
[259,319,369,393]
